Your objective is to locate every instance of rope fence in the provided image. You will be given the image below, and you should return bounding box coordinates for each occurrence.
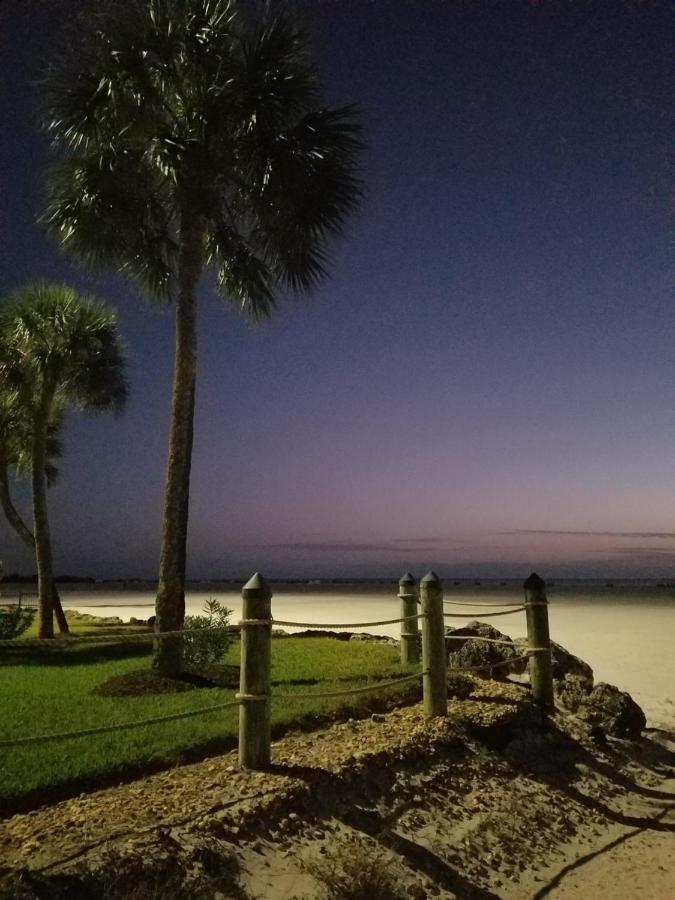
[443,606,526,618]
[274,670,426,701]
[0,700,241,749]
[443,599,526,609]
[1,571,555,767]
[0,625,232,649]
[271,614,424,629]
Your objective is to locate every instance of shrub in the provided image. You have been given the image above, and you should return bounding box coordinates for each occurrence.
[304,844,409,900]
[0,606,35,640]
[183,597,233,671]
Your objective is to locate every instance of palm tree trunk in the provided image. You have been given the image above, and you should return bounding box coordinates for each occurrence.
[0,461,69,633]
[31,390,56,639]
[154,208,203,675]
[0,460,35,548]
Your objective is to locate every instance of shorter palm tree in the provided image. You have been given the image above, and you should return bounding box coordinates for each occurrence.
[0,283,127,638]
[0,391,70,632]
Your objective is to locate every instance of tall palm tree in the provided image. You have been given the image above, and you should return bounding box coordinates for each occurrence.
[0,283,127,638]
[0,389,70,633]
[43,0,363,673]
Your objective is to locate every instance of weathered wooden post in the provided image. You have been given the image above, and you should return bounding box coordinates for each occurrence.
[399,572,420,665]
[420,571,447,716]
[237,572,272,769]
[524,572,554,709]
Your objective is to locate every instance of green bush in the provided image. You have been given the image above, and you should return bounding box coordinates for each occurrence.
[183,597,233,671]
[0,606,35,640]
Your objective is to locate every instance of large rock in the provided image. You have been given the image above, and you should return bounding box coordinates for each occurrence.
[513,638,595,708]
[555,674,592,712]
[578,682,646,738]
[550,641,594,687]
[445,621,521,681]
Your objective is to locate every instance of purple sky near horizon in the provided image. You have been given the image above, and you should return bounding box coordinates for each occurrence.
[0,0,673,581]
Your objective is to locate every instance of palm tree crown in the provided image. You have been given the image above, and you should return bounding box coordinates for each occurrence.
[0,282,127,415]
[44,0,363,314]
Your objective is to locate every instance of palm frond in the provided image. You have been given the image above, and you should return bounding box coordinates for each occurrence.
[43,0,363,311]
[207,220,276,320]
[245,105,364,292]
[43,155,177,302]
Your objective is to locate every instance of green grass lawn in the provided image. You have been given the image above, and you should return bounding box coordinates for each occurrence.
[0,627,419,812]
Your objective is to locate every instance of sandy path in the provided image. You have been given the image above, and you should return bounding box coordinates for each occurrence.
[521,767,675,900]
[545,827,675,900]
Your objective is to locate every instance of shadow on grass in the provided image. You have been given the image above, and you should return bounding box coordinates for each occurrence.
[0,641,152,667]
[0,683,422,819]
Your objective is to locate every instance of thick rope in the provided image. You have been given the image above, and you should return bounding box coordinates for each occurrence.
[274,670,425,700]
[448,653,529,673]
[448,650,547,674]
[0,615,429,649]
[272,614,425,629]
[443,606,526,619]
[444,635,520,646]
[443,599,527,609]
[0,625,233,649]
[0,699,241,748]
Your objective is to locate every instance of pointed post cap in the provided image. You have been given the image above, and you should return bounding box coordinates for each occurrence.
[523,572,546,592]
[421,570,441,585]
[399,572,417,587]
[242,572,271,597]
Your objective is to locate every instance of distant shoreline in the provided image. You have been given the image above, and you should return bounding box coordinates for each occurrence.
[2,577,674,592]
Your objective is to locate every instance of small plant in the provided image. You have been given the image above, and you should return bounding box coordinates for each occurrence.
[183,597,233,671]
[304,843,409,900]
[0,606,35,640]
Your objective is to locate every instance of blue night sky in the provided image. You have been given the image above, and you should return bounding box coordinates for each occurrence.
[0,0,672,580]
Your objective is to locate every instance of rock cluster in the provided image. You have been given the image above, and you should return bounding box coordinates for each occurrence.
[445,621,521,680]
[445,624,646,739]
[571,682,646,738]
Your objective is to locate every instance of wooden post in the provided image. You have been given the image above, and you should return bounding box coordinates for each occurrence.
[524,572,554,709]
[399,572,420,665]
[238,572,272,769]
[420,571,447,716]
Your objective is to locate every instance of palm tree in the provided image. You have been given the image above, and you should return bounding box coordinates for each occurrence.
[0,389,71,633]
[43,0,363,673]
[0,283,127,638]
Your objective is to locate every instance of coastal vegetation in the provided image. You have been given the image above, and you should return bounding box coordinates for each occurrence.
[0,622,417,812]
[42,0,363,675]
[0,284,127,638]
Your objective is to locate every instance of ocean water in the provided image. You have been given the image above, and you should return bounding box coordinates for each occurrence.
[6,581,674,730]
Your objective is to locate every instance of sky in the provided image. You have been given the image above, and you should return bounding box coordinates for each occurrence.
[0,0,673,581]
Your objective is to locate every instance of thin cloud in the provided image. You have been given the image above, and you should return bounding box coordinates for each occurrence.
[261,542,398,553]
[505,530,675,540]
[234,540,497,555]
[614,547,675,558]
[390,537,463,545]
